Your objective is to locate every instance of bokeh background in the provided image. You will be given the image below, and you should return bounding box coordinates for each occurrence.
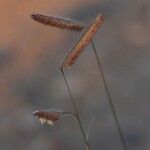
[0,0,150,150]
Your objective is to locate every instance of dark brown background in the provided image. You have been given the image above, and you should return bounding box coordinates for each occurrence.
[0,0,150,150]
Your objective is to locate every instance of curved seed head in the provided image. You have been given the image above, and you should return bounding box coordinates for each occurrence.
[61,14,104,69]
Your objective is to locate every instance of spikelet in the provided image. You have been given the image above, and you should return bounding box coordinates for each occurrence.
[61,14,104,69]
[33,109,75,126]
[31,13,84,32]
[33,109,61,126]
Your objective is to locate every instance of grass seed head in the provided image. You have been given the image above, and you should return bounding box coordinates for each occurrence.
[61,14,104,69]
[33,109,61,126]
[31,13,84,32]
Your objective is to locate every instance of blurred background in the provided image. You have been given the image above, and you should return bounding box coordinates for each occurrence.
[0,0,150,150]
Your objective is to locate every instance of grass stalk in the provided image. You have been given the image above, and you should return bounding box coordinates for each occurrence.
[61,68,92,150]
[91,40,128,150]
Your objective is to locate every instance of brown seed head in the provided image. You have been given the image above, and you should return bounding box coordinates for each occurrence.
[61,14,104,69]
[31,13,84,32]
[33,109,61,125]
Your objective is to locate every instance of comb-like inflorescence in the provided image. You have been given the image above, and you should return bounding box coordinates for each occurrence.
[31,13,84,32]
[33,109,76,126]
[61,14,104,69]
[33,109,61,126]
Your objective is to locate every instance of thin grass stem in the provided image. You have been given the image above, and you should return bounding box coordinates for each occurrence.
[91,40,128,150]
[61,68,91,150]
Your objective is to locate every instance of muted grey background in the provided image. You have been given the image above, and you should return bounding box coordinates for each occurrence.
[0,0,150,150]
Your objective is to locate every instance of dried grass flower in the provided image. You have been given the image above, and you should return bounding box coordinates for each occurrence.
[61,14,104,69]
[31,13,84,32]
[33,109,75,126]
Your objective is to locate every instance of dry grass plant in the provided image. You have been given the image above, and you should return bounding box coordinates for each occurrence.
[31,13,128,150]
